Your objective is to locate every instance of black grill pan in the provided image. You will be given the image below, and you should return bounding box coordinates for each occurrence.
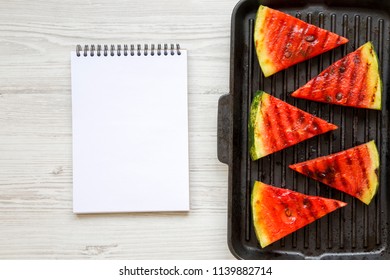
[218,0,390,259]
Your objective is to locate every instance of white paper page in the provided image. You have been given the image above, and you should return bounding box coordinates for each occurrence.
[71,49,189,213]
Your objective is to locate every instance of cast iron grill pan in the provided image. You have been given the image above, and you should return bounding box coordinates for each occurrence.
[218,0,390,259]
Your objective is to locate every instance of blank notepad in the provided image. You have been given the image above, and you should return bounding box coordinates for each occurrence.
[71,44,189,213]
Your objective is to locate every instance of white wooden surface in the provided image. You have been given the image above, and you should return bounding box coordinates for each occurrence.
[0,0,238,259]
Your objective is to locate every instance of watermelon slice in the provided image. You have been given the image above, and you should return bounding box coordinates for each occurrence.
[291,42,382,110]
[252,180,347,248]
[254,5,348,77]
[289,141,380,205]
[249,91,337,160]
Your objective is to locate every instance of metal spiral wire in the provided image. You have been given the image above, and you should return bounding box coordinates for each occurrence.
[76,44,181,57]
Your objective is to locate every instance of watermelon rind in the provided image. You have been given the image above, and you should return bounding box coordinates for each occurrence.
[251,181,271,248]
[363,42,382,110]
[249,91,268,160]
[254,6,276,78]
[363,140,380,204]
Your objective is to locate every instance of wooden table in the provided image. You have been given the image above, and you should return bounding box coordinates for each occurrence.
[0,0,239,259]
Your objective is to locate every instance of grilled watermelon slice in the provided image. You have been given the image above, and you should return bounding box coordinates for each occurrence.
[249,91,337,160]
[289,141,380,205]
[291,42,382,110]
[254,5,348,77]
[252,180,347,248]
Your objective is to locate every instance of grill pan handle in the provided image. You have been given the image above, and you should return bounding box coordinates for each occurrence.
[217,93,232,165]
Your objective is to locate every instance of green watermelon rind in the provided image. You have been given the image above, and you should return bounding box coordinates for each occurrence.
[254,5,277,77]
[249,90,268,160]
[251,181,271,248]
[363,42,382,110]
[362,140,380,204]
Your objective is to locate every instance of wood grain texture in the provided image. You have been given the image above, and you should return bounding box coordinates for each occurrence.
[0,0,237,259]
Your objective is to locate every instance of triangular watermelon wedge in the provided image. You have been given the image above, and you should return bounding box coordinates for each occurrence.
[254,5,348,77]
[289,141,380,205]
[291,42,382,110]
[249,91,337,160]
[252,180,347,248]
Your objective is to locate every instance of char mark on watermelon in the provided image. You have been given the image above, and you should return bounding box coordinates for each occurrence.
[251,181,347,248]
[289,140,380,205]
[291,42,382,110]
[254,5,348,77]
[249,91,337,160]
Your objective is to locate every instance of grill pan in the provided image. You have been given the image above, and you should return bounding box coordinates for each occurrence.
[218,0,390,259]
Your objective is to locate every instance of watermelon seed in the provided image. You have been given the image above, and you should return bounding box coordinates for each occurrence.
[305,35,316,42]
[303,198,311,208]
[336,92,343,101]
[285,208,292,217]
[284,51,292,58]
[317,172,327,179]
[339,66,346,73]
[325,95,332,102]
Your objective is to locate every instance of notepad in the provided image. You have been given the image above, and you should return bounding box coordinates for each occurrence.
[71,44,189,213]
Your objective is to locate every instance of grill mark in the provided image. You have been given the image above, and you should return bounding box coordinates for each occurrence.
[307,198,328,220]
[343,150,358,195]
[346,153,353,165]
[296,109,306,127]
[298,24,311,58]
[356,84,368,107]
[324,165,336,185]
[268,17,289,57]
[355,146,369,193]
[355,62,370,107]
[301,164,314,178]
[305,25,316,56]
[263,10,279,46]
[303,198,318,219]
[370,79,378,104]
[299,197,314,222]
[295,109,313,139]
[318,65,333,102]
[352,73,366,107]
[263,110,278,154]
[346,53,361,104]
[334,152,349,192]
[307,75,321,100]
[318,199,329,214]
[313,159,328,184]
[279,25,297,66]
[300,157,336,186]
[284,101,302,144]
[320,30,330,50]
[308,118,324,135]
[336,35,343,45]
[349,50,367,107]
[269,97,289,147]
[334,58,347,103]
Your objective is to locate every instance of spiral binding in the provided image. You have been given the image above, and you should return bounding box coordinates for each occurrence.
[76,44,182,57]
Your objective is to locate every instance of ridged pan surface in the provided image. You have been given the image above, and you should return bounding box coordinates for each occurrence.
[218,0,390,259]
